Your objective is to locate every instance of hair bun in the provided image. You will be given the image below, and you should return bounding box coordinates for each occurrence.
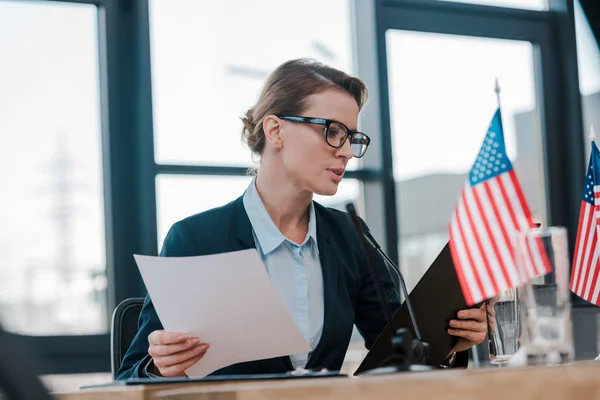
[241,107,260,151]
[241,107,255,133]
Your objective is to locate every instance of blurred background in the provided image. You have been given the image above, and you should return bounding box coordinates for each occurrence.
[0,0,598,378]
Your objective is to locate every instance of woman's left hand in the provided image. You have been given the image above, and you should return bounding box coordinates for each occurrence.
[447,302,489,353]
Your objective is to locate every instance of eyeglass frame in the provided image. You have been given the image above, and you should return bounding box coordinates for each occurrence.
[276,115,371,158]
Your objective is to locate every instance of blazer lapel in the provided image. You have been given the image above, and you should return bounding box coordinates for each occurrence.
[232,195,255,250]
[306,204,340,369]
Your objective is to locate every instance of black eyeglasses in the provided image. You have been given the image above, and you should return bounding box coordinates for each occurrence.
[277,115,370,158]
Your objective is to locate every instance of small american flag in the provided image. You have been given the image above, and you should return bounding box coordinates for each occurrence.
[570,141,600,305]
[449,109,551,306]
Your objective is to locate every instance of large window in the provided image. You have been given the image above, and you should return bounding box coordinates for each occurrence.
[156,175,252,246]
[386,31,546,290]
[0,1,107,335]
[150,0,356,169]
[575,0,600,156]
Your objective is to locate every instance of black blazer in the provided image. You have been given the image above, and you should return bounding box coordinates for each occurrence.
[116,195,463,379]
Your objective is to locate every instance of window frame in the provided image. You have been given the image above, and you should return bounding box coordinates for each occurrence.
[365,0,590,357]
[361,0,584,293]
[11,0,159,373]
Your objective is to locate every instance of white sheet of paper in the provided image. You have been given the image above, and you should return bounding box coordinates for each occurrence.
[134,249,310,378]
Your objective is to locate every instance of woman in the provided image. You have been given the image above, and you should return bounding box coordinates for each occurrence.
[117,59,488,379]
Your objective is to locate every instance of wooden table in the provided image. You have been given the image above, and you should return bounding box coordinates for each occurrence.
[55,361,600,400]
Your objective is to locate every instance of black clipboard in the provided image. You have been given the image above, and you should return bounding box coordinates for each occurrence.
[355,242,476,375]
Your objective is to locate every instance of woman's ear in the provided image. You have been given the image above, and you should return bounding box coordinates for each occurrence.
[263,115,283,150]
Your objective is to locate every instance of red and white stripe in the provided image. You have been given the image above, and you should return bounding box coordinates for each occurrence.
[570,186,600,305]
[449,170,551,306]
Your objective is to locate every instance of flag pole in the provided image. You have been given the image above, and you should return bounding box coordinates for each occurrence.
[486,78,502,359]
[590,124,599,296]
[495,78,501,111]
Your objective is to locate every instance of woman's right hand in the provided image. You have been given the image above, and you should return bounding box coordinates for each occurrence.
[147,330,210,377]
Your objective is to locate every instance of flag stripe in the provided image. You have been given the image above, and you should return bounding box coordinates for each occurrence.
[520,234,538,280]
[526,235,546,279]
[587,248,600,304]
[450,192,481,299]
[575,232,596,298]
[570,202,586,289]
[476,183,516,286]
[496,175,521,232]
[449,225,474,306]
[461,189,500,295]
[509,171,536,226]
[583,224,600,299]
[509,172,552,277]
[488,178,531,281]
[571,202,593,292]
[467,185,508,291]
[501,173,550,279]
[576,209,596,294]
[533,232,552,277]
[456,195,492,298]
[453,206,485,303]
[483,181,518,285]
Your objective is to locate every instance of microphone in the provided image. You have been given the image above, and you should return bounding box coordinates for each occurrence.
[345,202,430,372]
[363,231,403,298]
[345,203,399,334]
[363,229,422,341]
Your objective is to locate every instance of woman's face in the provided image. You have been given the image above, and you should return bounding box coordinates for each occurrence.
[277,89,359,196]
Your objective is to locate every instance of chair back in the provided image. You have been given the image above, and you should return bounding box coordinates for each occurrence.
[111,297,145,379]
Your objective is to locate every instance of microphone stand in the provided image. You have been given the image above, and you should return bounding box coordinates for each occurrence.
[346,203,431,374]
[363,230,421,341]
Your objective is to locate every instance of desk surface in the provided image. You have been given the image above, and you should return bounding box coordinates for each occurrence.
[55,361,600,400]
